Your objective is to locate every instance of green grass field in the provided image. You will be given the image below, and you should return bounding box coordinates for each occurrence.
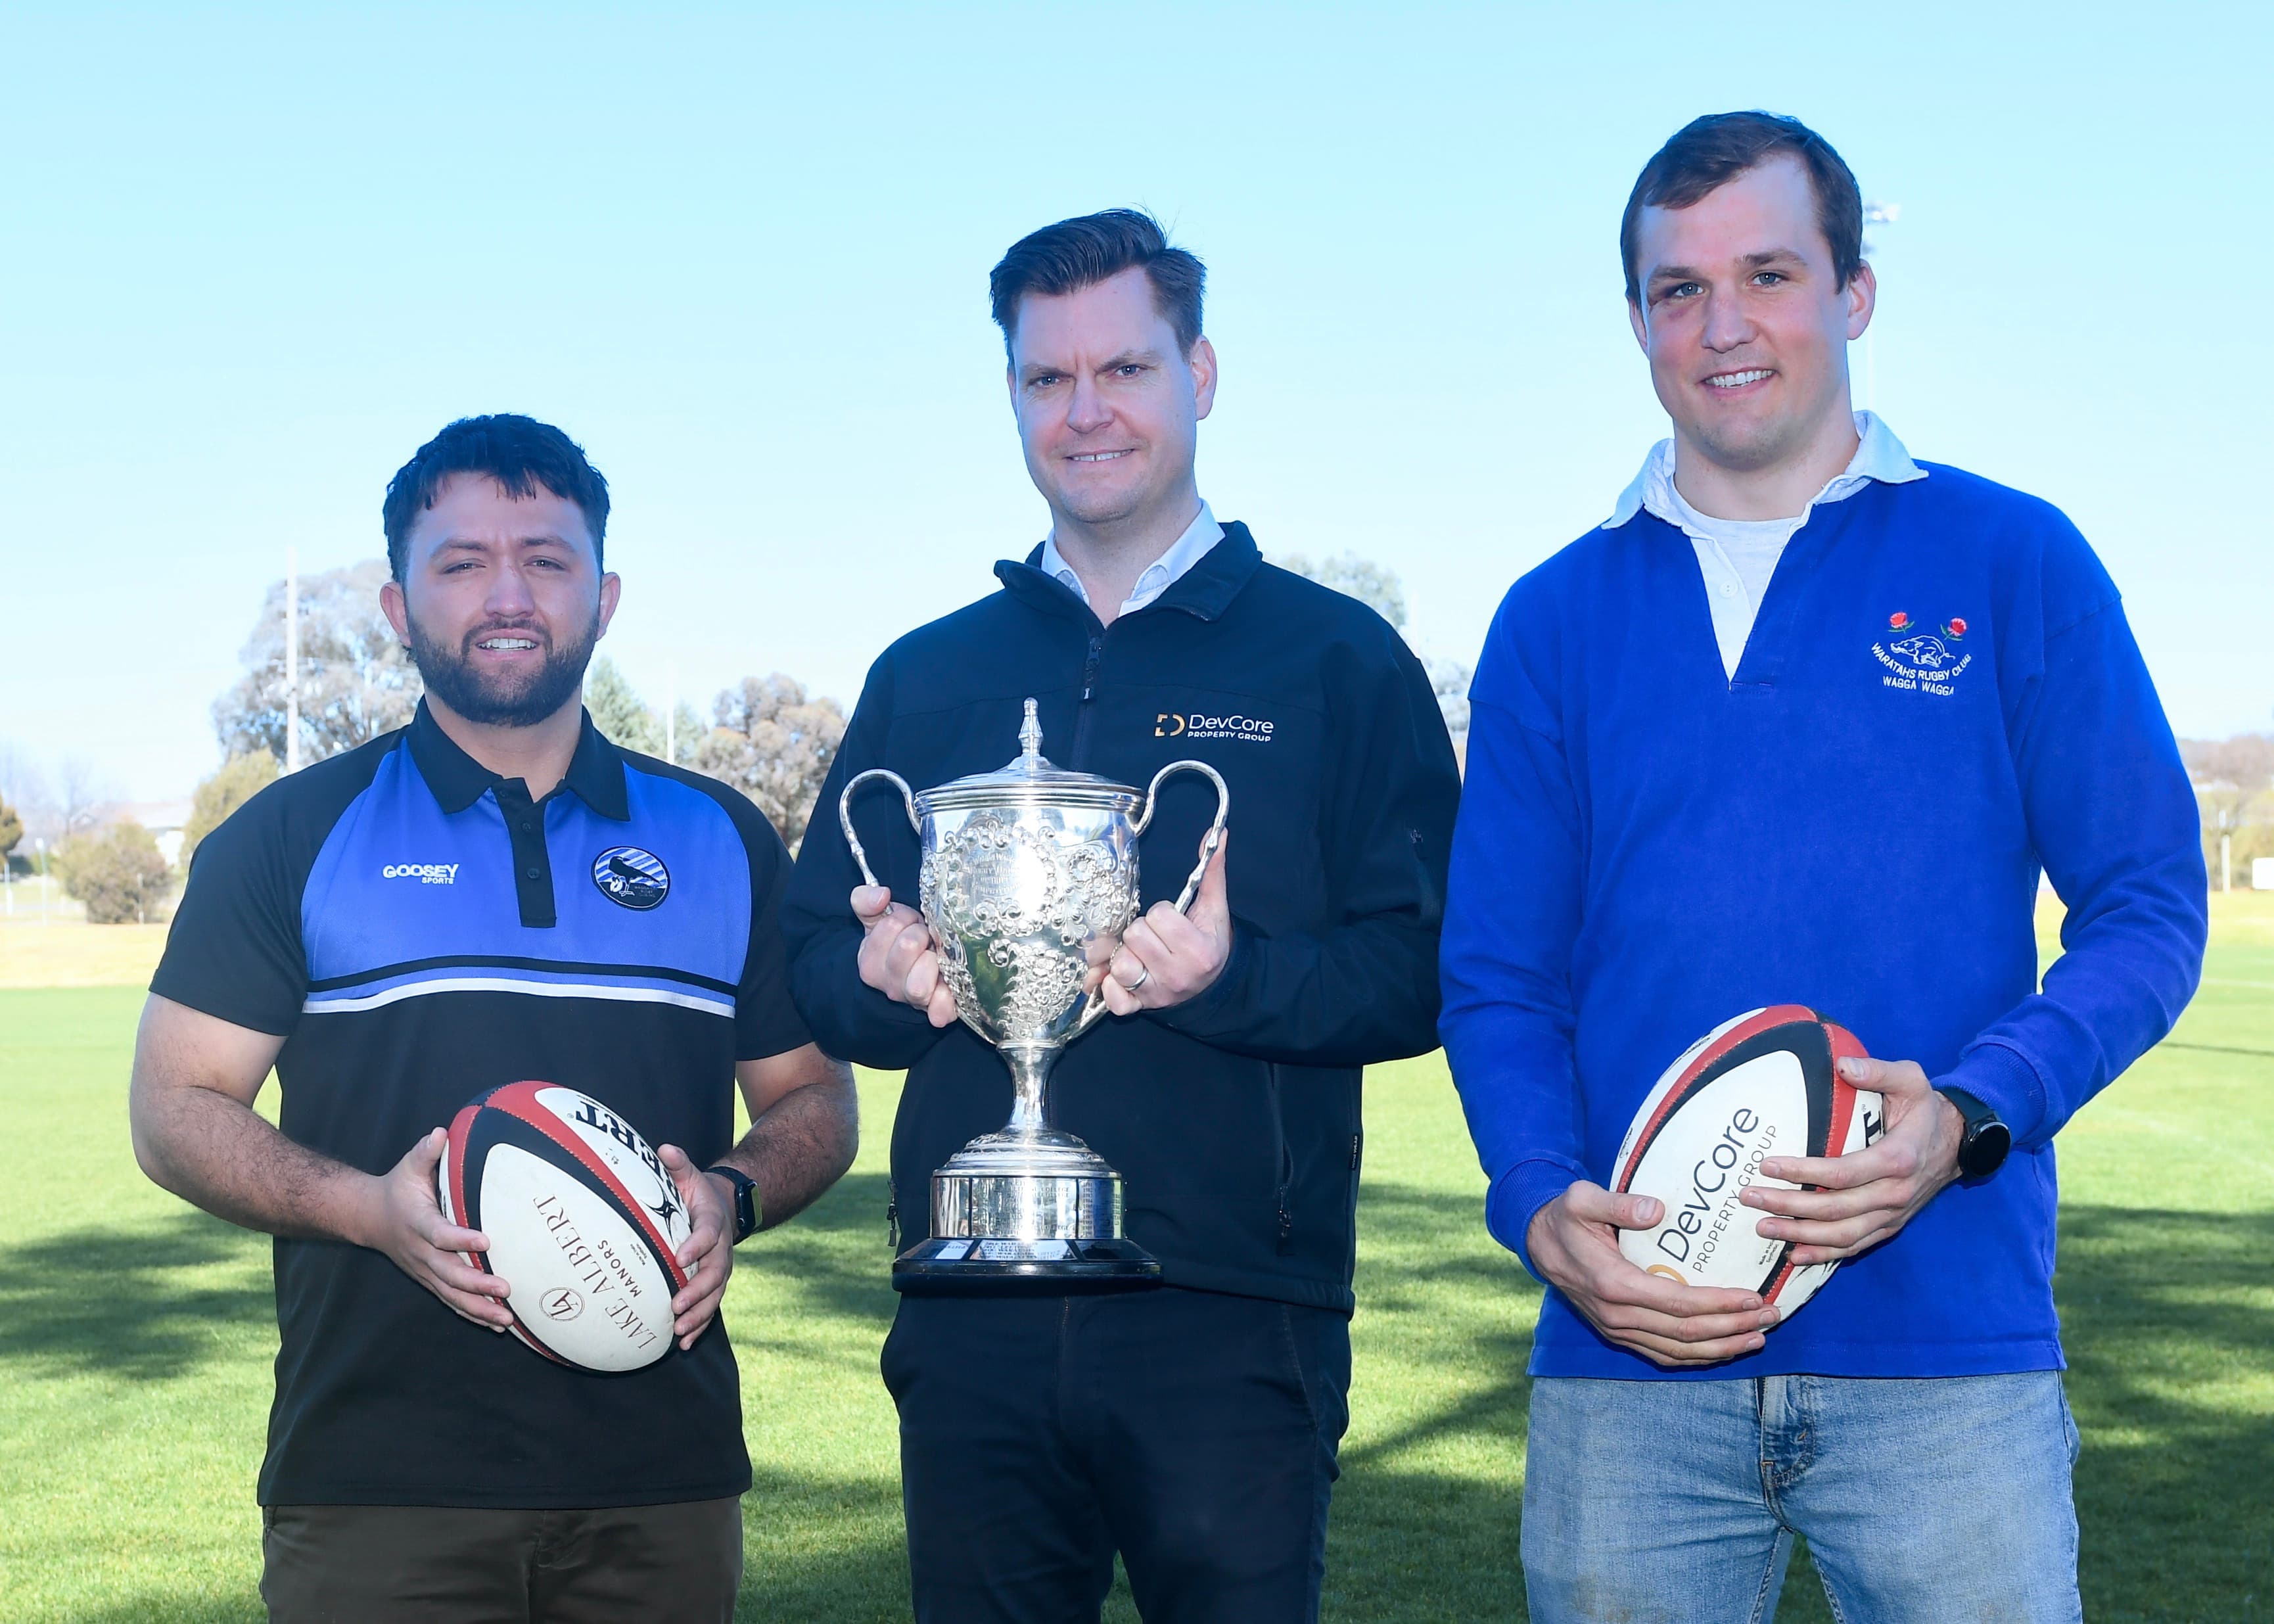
[1,899,2267,1620]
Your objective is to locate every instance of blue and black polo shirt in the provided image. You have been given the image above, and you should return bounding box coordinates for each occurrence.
[153,700,810,1508]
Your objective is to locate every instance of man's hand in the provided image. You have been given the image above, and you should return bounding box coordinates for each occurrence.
[350,1127,515,1331]
[852,885,959,1028]
[1096,832,1232,1016]
[1527,1180,1779,1367]
[662,1144,734,1351]
[1744,1056,1964,1265]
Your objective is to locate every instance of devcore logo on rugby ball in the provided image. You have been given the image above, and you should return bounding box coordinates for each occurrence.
[1870,609,1975,697]
[592,847,669,910]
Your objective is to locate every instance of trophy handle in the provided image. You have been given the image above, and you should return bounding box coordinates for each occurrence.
[838,768,920,889]
[1132,759,1231,912]
[1073,760,1230,1037]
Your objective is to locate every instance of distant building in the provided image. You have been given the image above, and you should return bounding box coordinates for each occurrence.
[110,800,195,868]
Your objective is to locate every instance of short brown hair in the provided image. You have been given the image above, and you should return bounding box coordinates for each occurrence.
[1620,112,1863,304]
[382,414,610,582]
[989,209,1206,358]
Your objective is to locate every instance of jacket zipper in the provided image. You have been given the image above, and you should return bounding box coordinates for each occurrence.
[1069,630,1105,767]
[1268,1063,1294,1253]
[886,1179,900,1251]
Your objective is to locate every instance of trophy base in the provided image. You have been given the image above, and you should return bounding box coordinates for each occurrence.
[892,1128,1162,1295]
[893,1233,1161,1293]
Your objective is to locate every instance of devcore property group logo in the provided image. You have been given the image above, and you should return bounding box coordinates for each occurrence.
[1155,710,1275,743]
[1870,610,1974,697]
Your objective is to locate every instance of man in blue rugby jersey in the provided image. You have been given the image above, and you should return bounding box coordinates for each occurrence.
[1440,113,2205,1622]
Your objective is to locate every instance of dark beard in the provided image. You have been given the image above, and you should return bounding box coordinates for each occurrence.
[406,605,599,728]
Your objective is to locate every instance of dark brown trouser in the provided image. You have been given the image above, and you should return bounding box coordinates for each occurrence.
[260,1498,742,1623]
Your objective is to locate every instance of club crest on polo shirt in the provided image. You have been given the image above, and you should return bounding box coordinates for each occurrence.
[1872,610,1974,696]
[592,846,670,910]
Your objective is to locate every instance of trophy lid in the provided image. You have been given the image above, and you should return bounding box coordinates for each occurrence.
[915,699,1144,814]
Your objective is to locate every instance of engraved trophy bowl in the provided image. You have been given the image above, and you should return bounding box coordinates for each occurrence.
[841,698,1228,1289]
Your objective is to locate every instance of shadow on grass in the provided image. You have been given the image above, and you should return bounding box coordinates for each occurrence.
[65,1600,263,1624]
[0,1209,271,1383]
[743,1169,902,1320]
[2058,1203,2274,1621]
[736,1464,910,1623]
[33,1184,2267,1621]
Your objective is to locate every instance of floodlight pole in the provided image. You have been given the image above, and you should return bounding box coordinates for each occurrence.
[35,837,47,927]
[666,669,678,766]
[285,545,302,774]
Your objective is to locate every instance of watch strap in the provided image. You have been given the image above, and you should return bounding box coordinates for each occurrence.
[1934,1085,2012,1178]
[707,1164,762,1243]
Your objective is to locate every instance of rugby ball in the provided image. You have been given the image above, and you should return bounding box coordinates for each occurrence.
[438,1082,693,1372]
[1612,1006,1884,1317]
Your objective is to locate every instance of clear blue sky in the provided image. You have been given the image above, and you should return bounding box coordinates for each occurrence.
[4,2,2267,803]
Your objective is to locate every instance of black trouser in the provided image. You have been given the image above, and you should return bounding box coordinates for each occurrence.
[260,1499,742,1623]
[882,1286,1352,1624]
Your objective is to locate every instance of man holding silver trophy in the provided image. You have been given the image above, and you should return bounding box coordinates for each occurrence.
[784,210,1460,1622]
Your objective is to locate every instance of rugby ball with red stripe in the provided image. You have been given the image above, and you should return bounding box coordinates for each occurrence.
[1612,1007,1884,1316]
[438,1083,693,1371]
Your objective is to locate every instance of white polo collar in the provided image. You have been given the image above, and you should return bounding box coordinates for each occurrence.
[1604,411,1926,531]
[1040,501,1223,618]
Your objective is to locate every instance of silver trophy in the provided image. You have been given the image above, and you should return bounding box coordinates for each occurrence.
[840,699,1228,1287]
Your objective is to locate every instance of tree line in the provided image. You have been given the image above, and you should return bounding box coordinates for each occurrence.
[9,555,2261,922]
[2183,733,2274,891]
[198,558,853,854]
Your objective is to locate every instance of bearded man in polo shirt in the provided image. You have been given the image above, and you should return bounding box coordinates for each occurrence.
[129,414,856,1623]
[1440,113,2205,1622]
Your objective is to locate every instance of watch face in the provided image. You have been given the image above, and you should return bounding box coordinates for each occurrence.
[1963,1121,2013,1178]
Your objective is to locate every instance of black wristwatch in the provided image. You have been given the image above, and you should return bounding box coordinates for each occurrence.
[708,1165,762,1244]
[1935,1086,2012,1178]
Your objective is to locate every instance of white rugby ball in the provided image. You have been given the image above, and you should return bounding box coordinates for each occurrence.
[438,1082,693,1372]
[1612,1006,1884,1318]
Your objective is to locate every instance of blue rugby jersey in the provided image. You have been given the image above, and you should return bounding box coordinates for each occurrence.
[152,701,810,1506]
[1439,461,2206,1380]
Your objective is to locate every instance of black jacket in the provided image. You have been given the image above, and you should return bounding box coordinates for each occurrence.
[784,523,1460,1310]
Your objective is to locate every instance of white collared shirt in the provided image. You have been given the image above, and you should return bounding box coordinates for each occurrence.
[1604,412,1927,679]
[1039,501,1224,620]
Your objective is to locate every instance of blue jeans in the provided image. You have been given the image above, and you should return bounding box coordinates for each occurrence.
[1523,1372,2082,1623]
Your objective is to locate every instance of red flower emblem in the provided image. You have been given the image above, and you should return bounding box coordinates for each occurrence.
[1946,616,1968,638]
[1889,611,1911,630]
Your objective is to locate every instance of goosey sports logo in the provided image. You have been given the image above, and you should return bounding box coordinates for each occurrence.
[1871,610,1974,696]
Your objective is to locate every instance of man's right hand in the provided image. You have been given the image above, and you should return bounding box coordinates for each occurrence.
[852,885,959,1028]
[350,1127,515,1331]
[1527,1180,1780,1367]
